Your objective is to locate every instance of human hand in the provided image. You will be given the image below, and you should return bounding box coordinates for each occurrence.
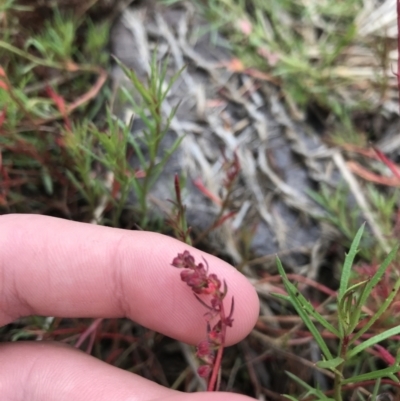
[0,214,259,400]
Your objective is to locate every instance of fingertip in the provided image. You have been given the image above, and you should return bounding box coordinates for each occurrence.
[127,234,260,345]
[0,215,259,345]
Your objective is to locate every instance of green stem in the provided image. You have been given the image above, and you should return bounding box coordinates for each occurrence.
[139,101,162,227]
[334,335,349,401]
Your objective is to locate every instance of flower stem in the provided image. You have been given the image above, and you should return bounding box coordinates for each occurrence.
[207,303,227,391]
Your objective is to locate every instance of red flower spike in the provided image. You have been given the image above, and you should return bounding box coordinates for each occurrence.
[171,250,196,269]
[196,340,215,365]
[209,330,223,345]
[171,250,235,391]
[210,298,222,314]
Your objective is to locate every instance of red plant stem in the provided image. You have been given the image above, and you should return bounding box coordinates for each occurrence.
[207,304,227,392]
[74,318,103,349]
[174,173,182,206]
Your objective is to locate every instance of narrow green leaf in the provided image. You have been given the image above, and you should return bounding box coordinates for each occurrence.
[282,395,298,401]
[289,298,332,359]
[342,365,400,384]
[338,223,365,301]
[370,378,381,401]
[157,57,170,101]
[77,144,107,166]
[348,325,400,359]
[285,290,332,358]
[316,357,344,370]
[66,170,90,202]
[161,65,187,103]
[270,293,291,302]
[132,107,155,133]
[285,371,335,401]
[128,175,141,197]
[342,279,370,299]
[289,283,340,336]
[41,167,53,195]
[275,256,289,280]
[285,371,314,391]
[128,136,147,170]
[276,258,333,358]
[339,279,370,334]
[114,57,153,104]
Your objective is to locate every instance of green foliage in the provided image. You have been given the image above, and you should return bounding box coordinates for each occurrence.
[1,7,183,226]
[113,54,185,227]
[60,54,185,226]
[177,0,365,118]
[367,185,399,238]
[83,20,111,65]
[25,11,77,62]
[308,183,362,240]
[274,225,400,401]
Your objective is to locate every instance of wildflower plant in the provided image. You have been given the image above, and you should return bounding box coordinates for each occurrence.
[171,250,234,391]
[114,54,185,227]
[274,224,400,401]
[168,172,235,391]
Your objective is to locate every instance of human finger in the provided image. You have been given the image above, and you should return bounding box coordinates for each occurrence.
[0,214,259,345]
[0,342,255,401]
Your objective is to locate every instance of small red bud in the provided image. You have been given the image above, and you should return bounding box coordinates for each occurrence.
[196,340,215,364]
[198,365,212,378]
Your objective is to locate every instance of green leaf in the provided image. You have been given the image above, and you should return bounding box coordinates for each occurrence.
[338,223,365,301]
[41,167,53,195]
[316,357,344,370]
[128,175,143,200]
[161,64,187,103]
[342,365,400,384]
[276,257,333,359]
[342,279,370,299]
[285,371,315,391]
[285,371,335,401]
[115,58,153,104]
[338,279,369,334]
[66,170,90,202]
[348,325,400,359]
[148,136,184,189]
[282,395,298,401]
[289,283,340,337]
[270,292,291,302]
[128,136,147,170]
[370,378,381,401]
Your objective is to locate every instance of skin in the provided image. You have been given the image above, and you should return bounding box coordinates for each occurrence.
[0,214,260,401]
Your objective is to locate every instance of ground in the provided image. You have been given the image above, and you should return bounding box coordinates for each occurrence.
[1,0,400,399]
